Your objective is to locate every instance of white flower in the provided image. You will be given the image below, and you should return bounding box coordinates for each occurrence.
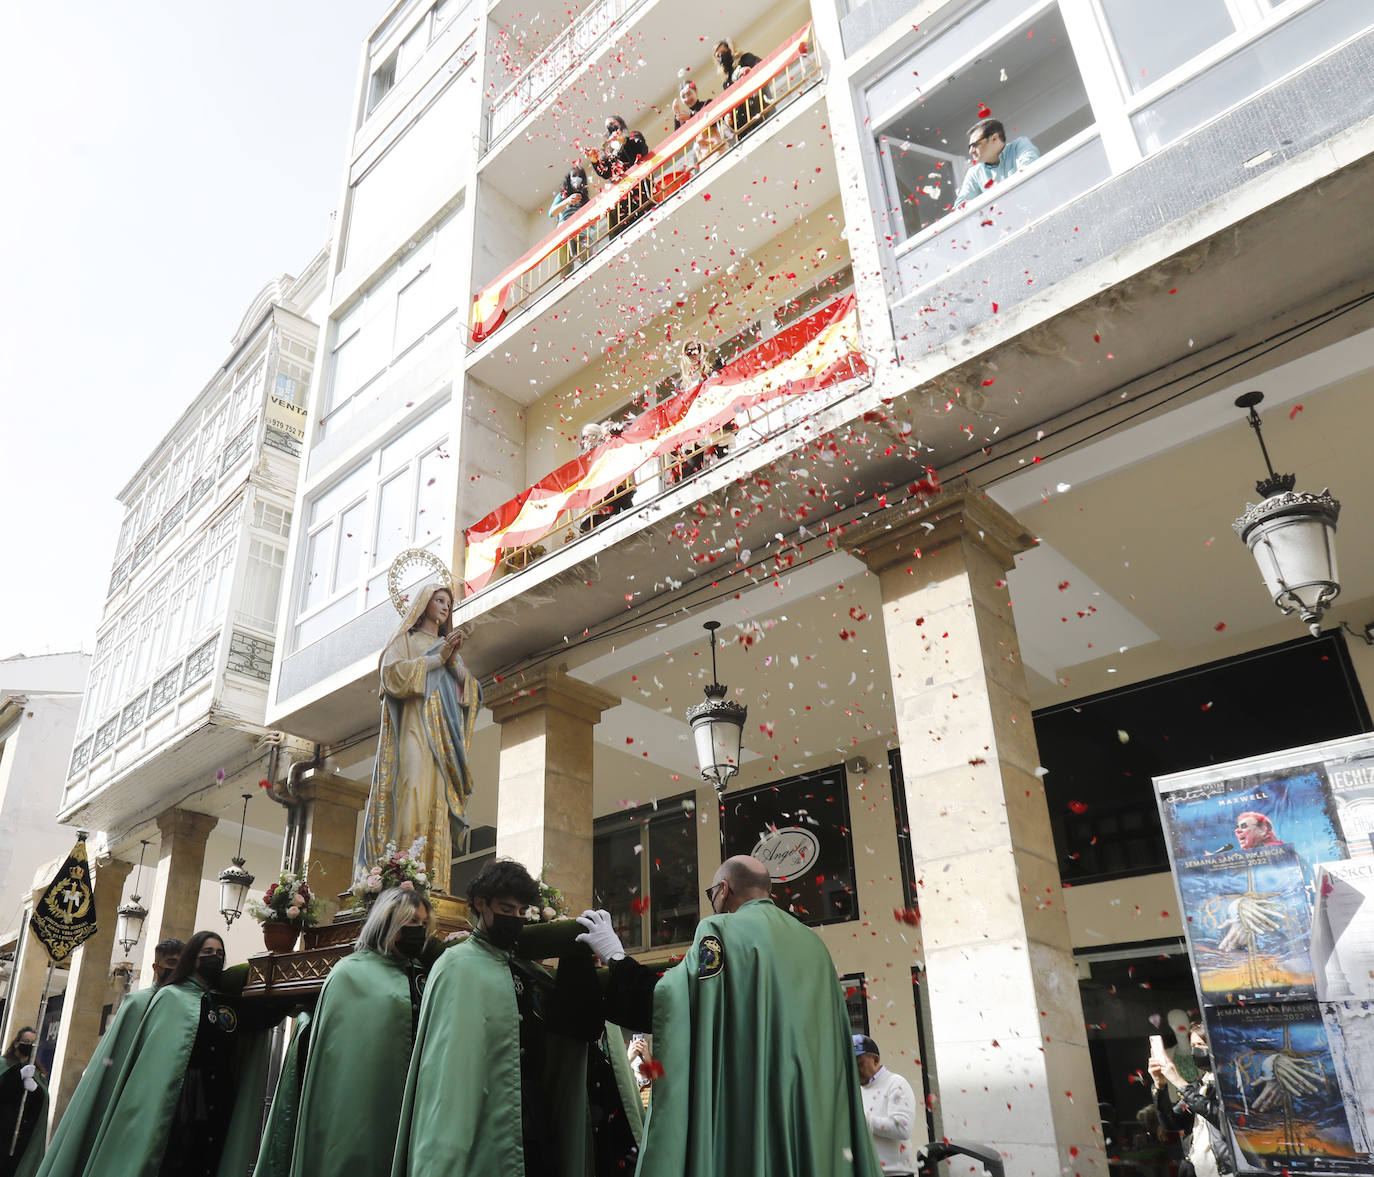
[365,877,383,893]
[286,905,301,919]
[541,907,556,921]
[415,873,428,886]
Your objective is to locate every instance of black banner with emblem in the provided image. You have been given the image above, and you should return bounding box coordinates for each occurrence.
[28,837,98,963]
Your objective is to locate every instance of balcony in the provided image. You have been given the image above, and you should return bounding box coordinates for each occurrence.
[472,24,819,347]
[463,292,867,595]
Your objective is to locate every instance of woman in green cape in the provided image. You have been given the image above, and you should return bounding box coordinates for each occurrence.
[262,886,431,1177]
[0,1027,47,1177]
[78,930,249,1177]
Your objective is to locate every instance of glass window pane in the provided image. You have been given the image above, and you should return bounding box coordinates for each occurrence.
[334,502,367,594]
[303,525,333,609]
[415,450,447,546]
[1100,0,1233,93]
[309,462,371,526]
[593,824,645,950]
[381,407,443,474]
[375,471,412,568]
[648,809,699,947]
[394,267,435,356]
[1131,0,1374,154]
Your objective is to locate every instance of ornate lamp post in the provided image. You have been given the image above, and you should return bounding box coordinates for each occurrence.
[686,621,748,792]
[1232,392,1341,637]
[217,794,255,928]
[114,840,150,956]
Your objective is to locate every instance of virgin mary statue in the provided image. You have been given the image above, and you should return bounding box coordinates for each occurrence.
[355,581,481,893]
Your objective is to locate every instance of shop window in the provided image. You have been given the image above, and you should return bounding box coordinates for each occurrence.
[840,972,869,1036]
[1035,632,1371,885]
[868,0,1095,241]
[593,794,699,952]
[720,764,858,927]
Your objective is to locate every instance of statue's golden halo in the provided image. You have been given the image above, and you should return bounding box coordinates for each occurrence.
[387,548,456,616]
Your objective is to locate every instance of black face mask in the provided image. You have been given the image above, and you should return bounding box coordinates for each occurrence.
[197,956,225,984]
[717,50,734,76]
[1192,1048,1210,1070]
[397,925,427,958]
[483,912,526,951]
[15,1044,31,1059]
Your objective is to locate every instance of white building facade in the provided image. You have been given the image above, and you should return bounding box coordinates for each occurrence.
[268,1,1374,1171]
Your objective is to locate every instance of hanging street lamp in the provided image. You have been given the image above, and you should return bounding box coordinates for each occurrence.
[1231,392,1341,637]
[114,839,151,955]
[217,794,256,928]
[686,621,748,792]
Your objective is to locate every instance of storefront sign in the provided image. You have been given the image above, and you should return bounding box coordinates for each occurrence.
[752,826,821,883]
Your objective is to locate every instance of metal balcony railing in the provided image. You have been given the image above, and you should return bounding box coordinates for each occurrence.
[484,0,649,153]
[470,24,819,344]
[463,291,865,594]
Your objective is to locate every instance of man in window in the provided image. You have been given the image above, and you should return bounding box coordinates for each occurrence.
[956,117,1040,204]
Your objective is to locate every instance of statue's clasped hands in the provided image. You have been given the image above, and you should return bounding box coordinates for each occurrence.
[441,629,465,664]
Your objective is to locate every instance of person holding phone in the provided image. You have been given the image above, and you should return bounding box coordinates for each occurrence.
[1149,1022,1233,1177]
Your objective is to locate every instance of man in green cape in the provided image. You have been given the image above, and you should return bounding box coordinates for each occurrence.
[391,860,606,1177]
[259,886,431,1177]
[577,855,884,1177]
[36,939,184,1177]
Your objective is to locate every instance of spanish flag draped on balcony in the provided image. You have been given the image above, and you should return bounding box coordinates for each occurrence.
[469,22,814,344]
[463,292,866,594]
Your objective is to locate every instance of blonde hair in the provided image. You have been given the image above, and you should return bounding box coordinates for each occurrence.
[679,337,712,385]
[357,888,432,958]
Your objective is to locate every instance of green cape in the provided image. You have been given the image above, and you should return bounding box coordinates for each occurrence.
[36,987,155,1177]
[288,950,416,1177]
[0,1060,48,1177]
[78,976,269,1177]
[391,934,592,1177]
[638,899,883,1177]
[251,1012,312,1177]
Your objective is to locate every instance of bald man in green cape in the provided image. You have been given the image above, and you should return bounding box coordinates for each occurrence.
[578,855,883,1177]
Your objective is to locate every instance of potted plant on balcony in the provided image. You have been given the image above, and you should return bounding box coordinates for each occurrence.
[249,869,322,953]
[351,838,431,911]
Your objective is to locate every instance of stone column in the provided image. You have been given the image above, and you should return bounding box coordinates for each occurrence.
[293,769,370,919]
[48,855,133,1122]
[487,667,619,913]
[1,883,52,1048]
[138,809,218,982]
[844,484,1104,1177]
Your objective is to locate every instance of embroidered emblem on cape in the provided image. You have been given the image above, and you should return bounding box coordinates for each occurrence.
[214,1005,239,1033]
[698,934,724,980]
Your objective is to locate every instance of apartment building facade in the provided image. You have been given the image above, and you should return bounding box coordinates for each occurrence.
[268,0,1374,1169]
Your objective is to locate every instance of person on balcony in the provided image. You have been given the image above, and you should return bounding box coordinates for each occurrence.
[577,421,634,533]
[956,117,1040,204]
[547,164,591,277]
[714,39,770,140]
[586,116,651,238]
[668,339,730,484]
[672,77,733,170]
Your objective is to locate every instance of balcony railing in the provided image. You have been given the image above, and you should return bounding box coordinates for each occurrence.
[484,0,649,153]
[470,23,819,345]
[463,292,866,594]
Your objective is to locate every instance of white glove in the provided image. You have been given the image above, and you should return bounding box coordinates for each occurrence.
[19,1064,36,1092]
[576,908,626,962]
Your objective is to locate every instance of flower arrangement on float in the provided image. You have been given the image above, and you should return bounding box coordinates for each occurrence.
[249,868,322,952]
[353,838,431,907]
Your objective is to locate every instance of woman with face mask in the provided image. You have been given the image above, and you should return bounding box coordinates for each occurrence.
[1149,1022,1235,1177]
[71,930,253,1177]
[253,887,432,1177]
[0,1027,47,1177]
[587,115,652,238]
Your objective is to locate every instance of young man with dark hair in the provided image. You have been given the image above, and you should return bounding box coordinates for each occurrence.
[393,859,608,1177]
[957,116,1040,203]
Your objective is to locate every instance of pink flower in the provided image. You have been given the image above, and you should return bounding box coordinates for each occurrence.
[290,893,305,908]
[400,880,415,890]
[286,905,301,919]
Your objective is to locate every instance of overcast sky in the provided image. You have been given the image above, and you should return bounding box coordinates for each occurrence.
[0,1,384,660]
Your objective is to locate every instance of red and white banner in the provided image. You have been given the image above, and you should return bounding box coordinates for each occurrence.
[469,23,814,343]
[464,293,866,593]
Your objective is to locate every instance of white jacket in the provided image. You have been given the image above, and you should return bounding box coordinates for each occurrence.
[861,1065,918,1174]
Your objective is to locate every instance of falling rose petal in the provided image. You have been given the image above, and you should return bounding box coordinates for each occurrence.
[630,896,651,916]
[1068,800,1089,814]
[1214,621,1227,631]
[1148,1013,1162,1028]
[976,104,991,119]
[216,767,226,782]
[1289,404,1303,419]
[1117,730,1130,744]
[1200,701,1214,711]
[646,1058,665,1080]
